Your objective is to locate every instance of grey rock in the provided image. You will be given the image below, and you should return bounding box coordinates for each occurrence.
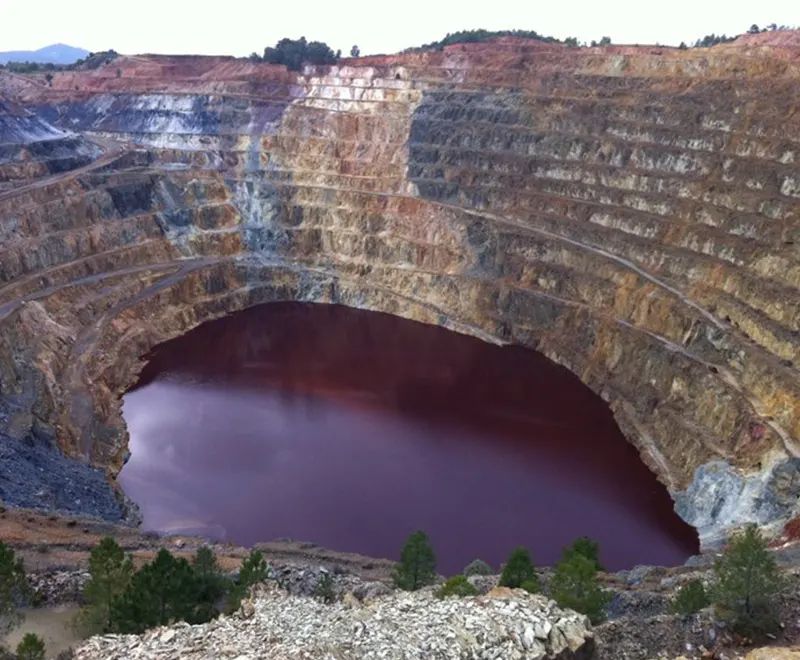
[684,553,717,568]
[0,431,127,522]
[468,574,500,594]
[73,582,594,660]
[626,565,653,586]
[674,459,800,547]
[28,569,91,605]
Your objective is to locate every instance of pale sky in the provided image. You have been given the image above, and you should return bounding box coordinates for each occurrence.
[1,0,798,57]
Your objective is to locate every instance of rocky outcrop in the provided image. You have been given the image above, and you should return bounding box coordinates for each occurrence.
[0,428,129,520]
[0,37,798,544]
[28,568,90,605]
[73,582,595,659]
[0,96,101,194]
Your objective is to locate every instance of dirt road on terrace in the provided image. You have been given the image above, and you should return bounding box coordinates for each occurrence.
[0,506,395,581]
[0,134,125,203]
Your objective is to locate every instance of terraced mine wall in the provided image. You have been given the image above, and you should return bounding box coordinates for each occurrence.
[0,38,798,545]
[0,98,101,194]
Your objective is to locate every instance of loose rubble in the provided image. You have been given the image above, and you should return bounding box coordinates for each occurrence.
[74,582,594,660]
[269,564,393,601]
[0,430,129,522]
[28,569,90,605]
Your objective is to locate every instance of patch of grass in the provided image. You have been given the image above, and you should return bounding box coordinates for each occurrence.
[438,575,479,598]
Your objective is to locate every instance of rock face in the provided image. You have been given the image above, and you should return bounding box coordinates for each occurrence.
[73,582,595,659]
[0,96,101,194]
[0,37,799,544]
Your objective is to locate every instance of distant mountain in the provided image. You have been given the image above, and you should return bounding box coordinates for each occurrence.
[0,44,90,65]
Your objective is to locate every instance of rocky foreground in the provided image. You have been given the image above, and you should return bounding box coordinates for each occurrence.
[73,582,594,660]
[5,508,800,659]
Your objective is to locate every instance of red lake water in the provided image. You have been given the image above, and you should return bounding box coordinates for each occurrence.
[119,302,698,574]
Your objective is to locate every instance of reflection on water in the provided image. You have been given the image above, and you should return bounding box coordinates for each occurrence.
[120,302,698,573]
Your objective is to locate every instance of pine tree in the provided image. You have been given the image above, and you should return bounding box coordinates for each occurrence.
[15,633,45,660]
[227,550,270,613]
[562,536,605,572]
[73,536,134,635]
[499,547,538,590]
[0,542,28,637]
[392,531,437,591]
[550,554,612,624]
[110,549,197,634]
[189,546,229,624]
[712,524,783,638]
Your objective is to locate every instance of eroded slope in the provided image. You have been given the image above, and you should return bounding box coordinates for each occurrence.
[0,95,102,194]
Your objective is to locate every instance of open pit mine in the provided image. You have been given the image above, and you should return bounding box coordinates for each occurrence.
[0,32,799,559]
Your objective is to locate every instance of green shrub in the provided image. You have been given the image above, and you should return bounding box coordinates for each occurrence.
[463,559,493,577]
[0,542,28,637]
[438,575,478,599]
[550,554,612,624]
[228,550,270,613]
[314,572,336,604]
[712,524,783,638]
[499,547,539,590]
[72,50,119,70]
[109,549,197,634]
[403,29,561,53]
[562,537,604,572]
[392,531,437,591]
[692,33,736,47]
[520,580,540,594]
[263,37,339,71]
[15,633,45,660]
[672,579,710,615]
[73,536,134,635]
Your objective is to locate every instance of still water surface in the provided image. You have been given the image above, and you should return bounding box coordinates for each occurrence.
[120,303,698,573]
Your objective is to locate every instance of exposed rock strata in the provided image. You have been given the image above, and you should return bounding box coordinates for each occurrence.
[0,36,798,544]
[0,97,101,194]
[73,582,595,660]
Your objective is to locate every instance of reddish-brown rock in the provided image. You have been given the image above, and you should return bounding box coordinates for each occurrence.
[0,36,798,544]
